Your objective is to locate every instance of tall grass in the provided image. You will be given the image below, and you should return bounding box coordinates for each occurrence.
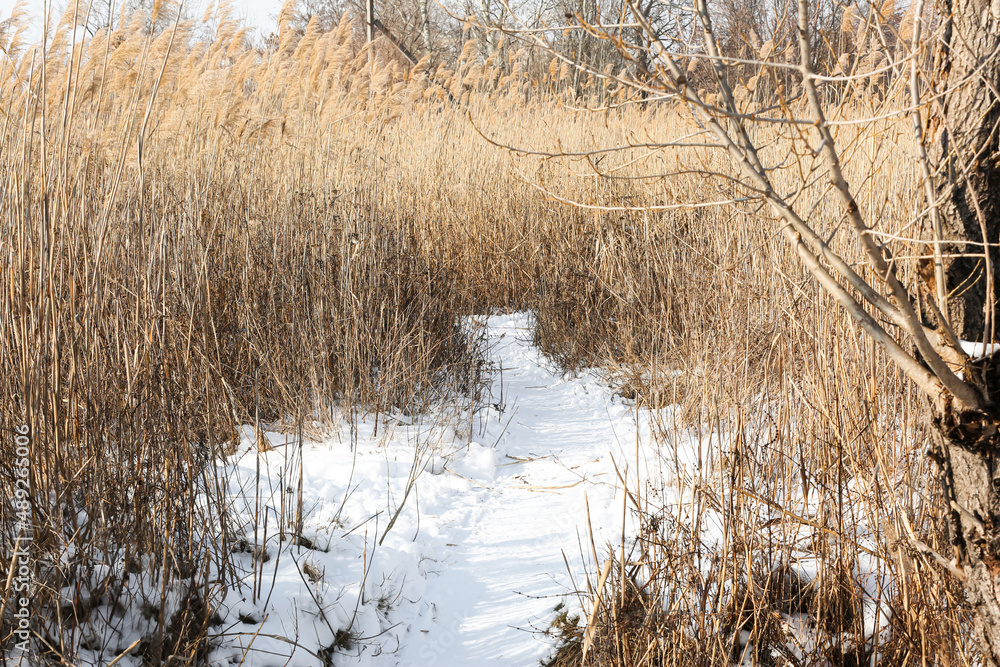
[0,4,481,662]
[506,73,974,667]
[0,1,972,664]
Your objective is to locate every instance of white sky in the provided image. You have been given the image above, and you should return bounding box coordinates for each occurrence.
[0,0,285,43]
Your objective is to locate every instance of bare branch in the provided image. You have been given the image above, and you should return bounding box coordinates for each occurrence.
[794,0,983,410]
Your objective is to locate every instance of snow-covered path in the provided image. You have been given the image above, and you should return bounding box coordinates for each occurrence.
[406,314,635,666]
[210,313,652,667]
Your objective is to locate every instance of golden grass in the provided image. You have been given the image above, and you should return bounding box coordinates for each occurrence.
[0,2,974,664]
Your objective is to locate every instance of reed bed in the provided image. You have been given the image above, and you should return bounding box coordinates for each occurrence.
[0,5,482,663]
[0,2,972,664]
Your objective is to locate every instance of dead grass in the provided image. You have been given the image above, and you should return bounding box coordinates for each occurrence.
[0,3,975,665]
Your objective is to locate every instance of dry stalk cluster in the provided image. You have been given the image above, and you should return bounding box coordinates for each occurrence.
[0,5,484,663]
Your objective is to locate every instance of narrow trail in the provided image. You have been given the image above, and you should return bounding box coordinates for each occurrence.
[398,313,642,666]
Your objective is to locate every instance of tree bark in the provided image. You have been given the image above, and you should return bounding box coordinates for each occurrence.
[419,0,433,56]
[931,0,1000,342]
[930,0,1000,662]
[933,430,1000,666]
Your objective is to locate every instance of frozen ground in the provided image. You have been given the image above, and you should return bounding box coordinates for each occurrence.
[207,312,657,666]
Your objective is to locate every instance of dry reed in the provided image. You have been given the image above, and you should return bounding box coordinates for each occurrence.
[0,2,973,665]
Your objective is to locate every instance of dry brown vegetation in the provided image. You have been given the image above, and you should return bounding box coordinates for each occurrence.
[0,1,976,665]
[520,113,975,664]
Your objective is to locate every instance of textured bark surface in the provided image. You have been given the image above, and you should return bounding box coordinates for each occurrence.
[931,0,1000,340]
[931,0,1000,662]
[935,425,1000,666]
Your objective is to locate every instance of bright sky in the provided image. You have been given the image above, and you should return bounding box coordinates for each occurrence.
[0,0,284,44]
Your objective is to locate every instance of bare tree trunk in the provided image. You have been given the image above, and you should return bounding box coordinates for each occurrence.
[630,0,652,98]
[931,0,1000,343]
[929,0,1000,662]
[419,0,433,55]
[478,0,499,58]
[572,0,585,97]
[933,434,1000,666]
[365,0,375,45]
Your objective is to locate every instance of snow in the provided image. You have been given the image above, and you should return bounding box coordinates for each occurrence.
[959,339,1000,360]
